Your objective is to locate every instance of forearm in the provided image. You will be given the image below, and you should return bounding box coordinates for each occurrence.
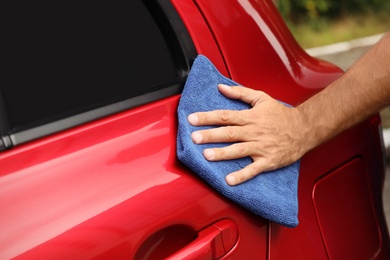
[298,33,390,152]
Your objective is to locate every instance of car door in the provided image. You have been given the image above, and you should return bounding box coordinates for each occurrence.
[0,1,269,259]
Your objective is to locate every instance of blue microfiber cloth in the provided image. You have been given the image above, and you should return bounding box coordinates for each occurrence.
[177,54,300,228]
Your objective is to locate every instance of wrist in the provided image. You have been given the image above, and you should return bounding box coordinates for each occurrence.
[294,104,328,156]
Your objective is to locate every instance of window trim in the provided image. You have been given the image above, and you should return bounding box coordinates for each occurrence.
[0,0,197,150]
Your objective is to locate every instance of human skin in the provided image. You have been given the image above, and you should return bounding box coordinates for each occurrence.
[188,32,390,186]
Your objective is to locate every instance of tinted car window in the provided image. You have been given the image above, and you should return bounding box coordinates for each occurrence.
[0,1,195,149]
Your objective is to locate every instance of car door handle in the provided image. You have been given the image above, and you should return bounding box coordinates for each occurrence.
[166,219,238,260]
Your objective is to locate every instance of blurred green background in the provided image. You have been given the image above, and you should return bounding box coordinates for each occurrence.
[275,0,390,48]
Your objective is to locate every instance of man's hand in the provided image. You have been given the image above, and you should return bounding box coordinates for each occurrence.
[188,84,308,186]
[188,33,390,186]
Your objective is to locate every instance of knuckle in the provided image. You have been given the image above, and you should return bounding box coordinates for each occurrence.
[235,143,247,157]
[219,110,230,123]
[225,127,236,141]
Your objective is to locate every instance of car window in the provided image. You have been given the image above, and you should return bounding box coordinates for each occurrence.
[0,0,196,150]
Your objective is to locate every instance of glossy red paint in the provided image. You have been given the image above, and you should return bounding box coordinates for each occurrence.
[1,0,389,259]
[313,158,381,259]
[1,96,268,259]
[194,0,343,104]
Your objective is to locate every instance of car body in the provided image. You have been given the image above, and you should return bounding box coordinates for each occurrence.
[1,0,389,259]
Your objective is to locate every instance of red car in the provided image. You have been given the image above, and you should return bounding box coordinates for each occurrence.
[1,0,389,259]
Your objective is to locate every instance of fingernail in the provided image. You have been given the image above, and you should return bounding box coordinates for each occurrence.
[226,175,237,185]
[203,149,215,160]
[219,84,229,89]
[188,114,198,125]
[191,132,202,144]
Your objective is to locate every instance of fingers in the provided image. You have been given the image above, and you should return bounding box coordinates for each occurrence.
[217,84,268,106]
[225,160,267,186]
[203,142,254,161]
[188,85,270,127]
[201,142,266,186]
[188,109,245,126]
[191,126,247,144]
[186,84,278,186]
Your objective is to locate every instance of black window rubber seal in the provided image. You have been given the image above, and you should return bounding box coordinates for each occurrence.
[0,0,197,151]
